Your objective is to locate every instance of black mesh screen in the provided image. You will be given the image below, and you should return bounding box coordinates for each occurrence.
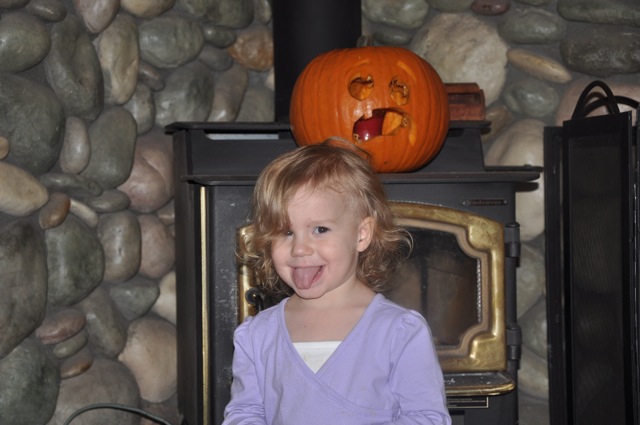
[566,136,626,424]
[544,111,639,425]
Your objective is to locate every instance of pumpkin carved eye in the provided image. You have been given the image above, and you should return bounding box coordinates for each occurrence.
[349,75,374,100]
[389,78,409,105]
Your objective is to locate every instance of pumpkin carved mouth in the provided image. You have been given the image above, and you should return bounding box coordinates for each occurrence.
[353,108,408,142]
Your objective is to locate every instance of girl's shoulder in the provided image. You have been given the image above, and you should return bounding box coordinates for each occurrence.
[234,297,288,338]
[375,294,425,318]
[370,294,429,331]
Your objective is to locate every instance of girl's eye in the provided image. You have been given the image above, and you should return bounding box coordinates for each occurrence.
[314,226,329,234]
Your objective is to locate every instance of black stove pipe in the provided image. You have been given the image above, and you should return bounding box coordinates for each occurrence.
[272,0,362,123]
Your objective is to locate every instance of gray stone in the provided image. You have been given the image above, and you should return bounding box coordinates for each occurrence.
[124,83,156,134]
[177,0,215,18]
[498,7,567,44]
[201,23,237,48]
[367,23,413,46]
[140,400,181,425]
[76,287,128,358]
[95,13,140,106]
[560,23,640,77]
[39,192,71,230]
[0,220,47,359]
[236,84,275,122]
[45,14,104,121]
[59,345,93,379]
[35,308,86,345]
[85,189,131,212]
[108,276,160,321]
[207,0,254,29]
[121,0,175,18]
[26,0,67,22]
[139,15,204,69]
[520,299,548,358]
[198,44,234,71]
[516,0,552,5]
[471,0,511,16]
[138,61,166,91]
[557,0,640,26]
[0,162,49,217]
[519,346,549,399]
[253,0,272,24]
[45,215,104,308]
[428,0,473,12]
[97,210,141,283]
[152,271,176,325]
[74,0,119,34]
[156,200,175,226]
[118,132,174,213]
[0,339,59,425]
[0,0,29,8]
[0,73,65,175]
[410,13,509,105]
[208,62,248,122]
[0,136,7,160]
[517,243,546,319]
[117,317,177,403]
[138,214,175,279]
[154,61,214,127]
[482,103,513,144]
[47,358,140,425]
[519,394,550,425]
[53,329,89,359]
[502,78,559,118]
[81,107,138,189]
[0,12,50,73]
[69,198,100,228]
[362,0,430,29]
[484,119,545,241]
[507,48,572,84]
[40,172,103,199]
[59,116,91,175]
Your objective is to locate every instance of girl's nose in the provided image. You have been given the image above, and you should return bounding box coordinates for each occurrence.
[291,235,313,257]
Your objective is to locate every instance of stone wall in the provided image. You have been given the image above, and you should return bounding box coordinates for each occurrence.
[0,0,639,424]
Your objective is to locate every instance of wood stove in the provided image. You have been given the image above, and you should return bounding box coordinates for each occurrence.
[170,120,540,425]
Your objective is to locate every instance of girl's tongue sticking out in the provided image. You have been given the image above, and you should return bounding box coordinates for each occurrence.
[292,266,323,290]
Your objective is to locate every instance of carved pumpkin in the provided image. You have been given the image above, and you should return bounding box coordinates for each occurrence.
[289,44,450,172]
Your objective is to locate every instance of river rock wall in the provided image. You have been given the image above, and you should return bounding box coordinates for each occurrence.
[1,0,639,424]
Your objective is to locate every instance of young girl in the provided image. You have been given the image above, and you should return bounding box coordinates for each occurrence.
[223,140,451,425]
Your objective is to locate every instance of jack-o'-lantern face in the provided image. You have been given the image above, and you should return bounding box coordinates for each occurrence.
[290,46,450,173]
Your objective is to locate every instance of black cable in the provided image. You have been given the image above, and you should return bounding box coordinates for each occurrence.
[62,402,173,425]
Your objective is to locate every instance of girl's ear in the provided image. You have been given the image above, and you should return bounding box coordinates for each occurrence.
[356,216,374,252]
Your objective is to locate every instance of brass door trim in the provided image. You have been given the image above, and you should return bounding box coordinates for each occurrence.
[199,187,210,425]
[390,202,507,373]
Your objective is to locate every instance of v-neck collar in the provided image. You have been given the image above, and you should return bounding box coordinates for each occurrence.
[278,293,383,375]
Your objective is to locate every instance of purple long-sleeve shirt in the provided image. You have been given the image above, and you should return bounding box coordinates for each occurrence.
[223,293,451,425]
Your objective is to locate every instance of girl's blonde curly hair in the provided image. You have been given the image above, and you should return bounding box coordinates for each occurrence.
[238,139,412,295]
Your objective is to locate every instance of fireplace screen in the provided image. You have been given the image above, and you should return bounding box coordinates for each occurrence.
[239,201,507,375]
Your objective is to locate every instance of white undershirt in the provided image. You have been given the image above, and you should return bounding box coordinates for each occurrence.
[292,341,341,373]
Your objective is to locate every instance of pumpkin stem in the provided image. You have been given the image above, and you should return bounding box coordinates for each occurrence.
[357,35,375,47]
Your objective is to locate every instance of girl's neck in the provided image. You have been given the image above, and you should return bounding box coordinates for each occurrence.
[285,283,376,343]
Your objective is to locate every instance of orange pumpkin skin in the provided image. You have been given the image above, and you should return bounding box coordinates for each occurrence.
[289,45,450,173]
